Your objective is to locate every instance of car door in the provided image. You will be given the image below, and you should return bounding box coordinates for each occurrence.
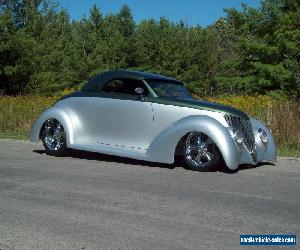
[92,78,154,150]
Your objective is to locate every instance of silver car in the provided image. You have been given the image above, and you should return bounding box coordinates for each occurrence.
[30,70,276,171]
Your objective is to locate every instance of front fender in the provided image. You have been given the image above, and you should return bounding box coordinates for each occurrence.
[146,115,239,170]
[250,118,277,163]
[30,107,75,147]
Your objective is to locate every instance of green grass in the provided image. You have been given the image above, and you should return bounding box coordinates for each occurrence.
[0,131,28,140]
[0,95,299,158]
[277,146,300,158]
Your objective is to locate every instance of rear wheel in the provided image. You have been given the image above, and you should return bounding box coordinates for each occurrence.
[183,132,220,171]
[41,118,67,156]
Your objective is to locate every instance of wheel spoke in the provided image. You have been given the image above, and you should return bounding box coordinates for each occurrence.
[187,144,197,152]
[204,151,214,161]
[57,131,64,140]
[196,137,202,147]
[200,142,208,150]
[45,120,52,132]
[195,152,203,163]
[185,132,217,169]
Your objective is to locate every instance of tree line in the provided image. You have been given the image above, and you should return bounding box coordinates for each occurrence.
[0,0,299,98]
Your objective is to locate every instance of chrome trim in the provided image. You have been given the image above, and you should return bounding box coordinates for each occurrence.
[184,132,215,168]
[258,128,268,144]
[44,119,65,151]
[224,114,256,161]
[251,118,276,163]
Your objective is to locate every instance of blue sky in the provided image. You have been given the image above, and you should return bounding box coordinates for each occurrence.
[58,0,261,27]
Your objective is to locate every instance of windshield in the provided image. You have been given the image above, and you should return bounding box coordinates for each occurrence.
[147,80,192,99]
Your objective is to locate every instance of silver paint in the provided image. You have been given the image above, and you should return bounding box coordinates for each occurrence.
[91,97,154,150]
[30,96,277,170]
[250,118,277,163]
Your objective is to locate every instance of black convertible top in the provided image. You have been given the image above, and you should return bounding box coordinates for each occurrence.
[82,70,182,92]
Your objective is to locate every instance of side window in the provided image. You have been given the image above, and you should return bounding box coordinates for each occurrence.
[102,78,148,96]
[102,79,124,92]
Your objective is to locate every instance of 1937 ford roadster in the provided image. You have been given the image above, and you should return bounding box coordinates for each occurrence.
[30,70,276,171]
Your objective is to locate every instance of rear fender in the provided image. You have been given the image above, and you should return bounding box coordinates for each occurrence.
[30,107,75,147]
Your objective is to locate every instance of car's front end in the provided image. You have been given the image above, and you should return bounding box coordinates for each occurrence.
[144,78,277,170]
[224,113,276,166]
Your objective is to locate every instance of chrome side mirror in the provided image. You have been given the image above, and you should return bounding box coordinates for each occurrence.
[135,87,145,100]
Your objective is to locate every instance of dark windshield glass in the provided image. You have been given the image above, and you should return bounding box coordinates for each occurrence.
[147,80,192,99]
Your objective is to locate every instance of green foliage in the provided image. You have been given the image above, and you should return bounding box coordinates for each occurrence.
[222,0,300,98]
[0,0,299,98]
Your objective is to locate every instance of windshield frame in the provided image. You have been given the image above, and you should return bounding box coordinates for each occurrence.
[145,79,193,99]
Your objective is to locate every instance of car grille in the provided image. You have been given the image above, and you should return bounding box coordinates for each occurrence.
[224,114,256,161]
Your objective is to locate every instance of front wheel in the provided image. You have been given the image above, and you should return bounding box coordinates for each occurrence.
[41,118,67,156]
[183,132,220,171]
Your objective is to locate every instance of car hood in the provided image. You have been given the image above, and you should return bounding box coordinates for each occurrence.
[149,97,249,119]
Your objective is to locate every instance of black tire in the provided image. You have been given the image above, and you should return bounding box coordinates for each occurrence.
[183,132,220,171]
[41,118,68,157]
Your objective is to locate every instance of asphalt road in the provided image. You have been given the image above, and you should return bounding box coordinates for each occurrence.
[0,140,299,250]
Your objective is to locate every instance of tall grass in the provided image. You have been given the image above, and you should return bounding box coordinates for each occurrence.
[0,96,57,139]
[0,95,299,156]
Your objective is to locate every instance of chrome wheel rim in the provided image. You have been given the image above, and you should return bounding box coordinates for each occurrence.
[185,132,215,168]
[44,119,65,151]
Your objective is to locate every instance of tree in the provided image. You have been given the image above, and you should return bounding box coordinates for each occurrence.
[117,4,134,38]
[0,0,299,98]
[90,4,101,29]
[222,0,300,98]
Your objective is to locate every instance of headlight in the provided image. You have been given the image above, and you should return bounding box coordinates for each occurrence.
[258,128,268,144]
[235,136,244,145]
[228,128,244,145]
